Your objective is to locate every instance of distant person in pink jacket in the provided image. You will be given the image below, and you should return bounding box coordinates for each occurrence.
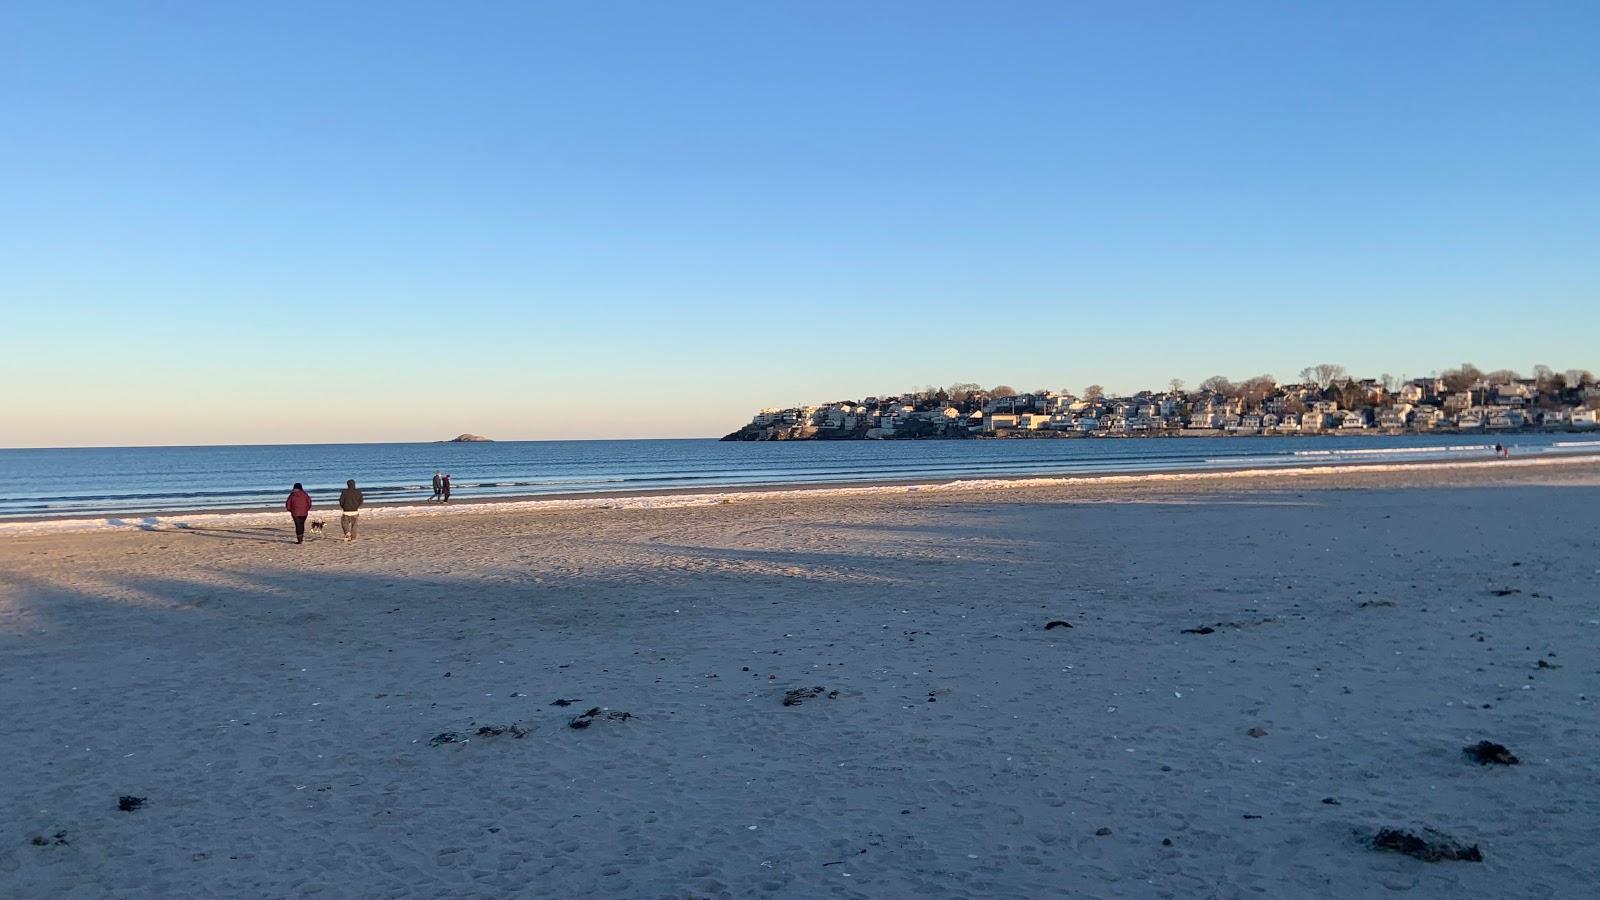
[285,483,313,544]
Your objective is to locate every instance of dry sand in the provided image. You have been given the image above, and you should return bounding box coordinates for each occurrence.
[2,460,1598,898]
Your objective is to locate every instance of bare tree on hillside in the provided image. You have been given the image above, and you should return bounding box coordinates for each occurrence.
[990,384,1017,399]
[1238,375,1276,408]
[1083,384,1104,400]
[1440,363,1484,392]
[1199,375,1235,396]
[1486,369,1522,384]
[1298,364,1346,389]
[947,382,981,401]
[1565,369,1595,387]
[1168,378,1185,394]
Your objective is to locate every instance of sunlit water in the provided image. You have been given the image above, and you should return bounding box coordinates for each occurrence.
[1,434,1595,519]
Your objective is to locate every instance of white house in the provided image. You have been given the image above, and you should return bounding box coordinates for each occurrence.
[1339,410,1370,430]
[1377,405,1412,430]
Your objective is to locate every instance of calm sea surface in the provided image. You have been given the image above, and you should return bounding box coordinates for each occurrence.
[1,434,1595,519]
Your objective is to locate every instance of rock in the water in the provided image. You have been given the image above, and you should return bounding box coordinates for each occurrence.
[118,796,146,812]
[447,433,493,442]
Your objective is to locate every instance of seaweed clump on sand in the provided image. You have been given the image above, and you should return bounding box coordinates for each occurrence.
[1463,741,1519,765]
[1371,828,1482,862]
[569,707,635,729]
[782,686,839,707]
[475,723,529,739]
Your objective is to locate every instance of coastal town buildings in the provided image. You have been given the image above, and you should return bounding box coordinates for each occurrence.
[725,370,1600,441]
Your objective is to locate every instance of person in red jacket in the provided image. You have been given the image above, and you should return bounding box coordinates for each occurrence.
[285,483,313,544]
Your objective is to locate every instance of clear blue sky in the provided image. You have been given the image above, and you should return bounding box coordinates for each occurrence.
[3,1,1596,446]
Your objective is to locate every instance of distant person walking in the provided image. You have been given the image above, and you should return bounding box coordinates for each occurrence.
[442,473,452,502]
[431,470,444,502]
[285,483,313,544]
[338,479,364,542]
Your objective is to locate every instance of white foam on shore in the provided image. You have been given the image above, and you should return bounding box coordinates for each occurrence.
[1291,443,1491,457]
[3,453,1596,536]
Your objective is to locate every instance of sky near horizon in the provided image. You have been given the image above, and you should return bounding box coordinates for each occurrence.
[2,2,1597,447]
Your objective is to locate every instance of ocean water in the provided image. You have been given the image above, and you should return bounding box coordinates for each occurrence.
[1,434,1595,520]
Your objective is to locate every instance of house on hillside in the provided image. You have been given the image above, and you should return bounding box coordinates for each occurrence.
[1487,409,1525,430]
[1377,405,1412,430]
[1411,407,1444,430]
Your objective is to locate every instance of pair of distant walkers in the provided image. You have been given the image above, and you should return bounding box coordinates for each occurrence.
[284,480,364,544]
[430,471,453,502]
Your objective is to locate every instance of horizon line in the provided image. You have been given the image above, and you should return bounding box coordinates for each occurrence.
[0,436,726,452]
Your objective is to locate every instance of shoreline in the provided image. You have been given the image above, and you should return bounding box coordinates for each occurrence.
[5,451,1598,535]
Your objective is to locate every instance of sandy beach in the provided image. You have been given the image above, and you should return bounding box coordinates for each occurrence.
[3,460,1598,898]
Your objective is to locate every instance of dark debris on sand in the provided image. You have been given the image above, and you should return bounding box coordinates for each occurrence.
[549,698,582,707]
[429,732,463,746]
[782,686,840,707]
[117,796,146,812]
[1182,617,1278,636]
[475,723,530,739]
[1044,620,1073,630]
[1371,827,1483,862]
[30,831,69,847]
[569,707,635,729]
[1463,740,1519,765]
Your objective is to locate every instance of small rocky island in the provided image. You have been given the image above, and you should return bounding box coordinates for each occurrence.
[446,434,493,442]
